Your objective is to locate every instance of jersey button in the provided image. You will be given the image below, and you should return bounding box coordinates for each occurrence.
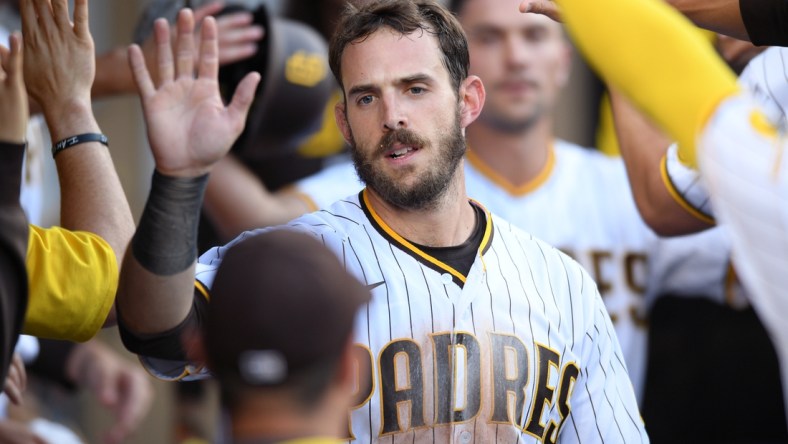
[460,431,472,443]
[441,273,453,285]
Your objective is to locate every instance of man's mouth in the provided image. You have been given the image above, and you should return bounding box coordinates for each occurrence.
[388,146,418,159]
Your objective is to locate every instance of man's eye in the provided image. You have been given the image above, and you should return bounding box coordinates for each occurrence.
[358,95,374,105]
[410,87,425,94]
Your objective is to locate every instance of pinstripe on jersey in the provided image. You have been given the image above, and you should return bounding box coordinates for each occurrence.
[296,141,737,404]
[175,189,647,443]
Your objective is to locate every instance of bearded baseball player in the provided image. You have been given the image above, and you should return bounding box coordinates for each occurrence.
[116,1,647,442]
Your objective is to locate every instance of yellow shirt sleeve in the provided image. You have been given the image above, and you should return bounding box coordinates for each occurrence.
[558,0,740,168]
[24,225,117,342]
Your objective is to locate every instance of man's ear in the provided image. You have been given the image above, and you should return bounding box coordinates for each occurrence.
[334,100,353,144]
[459,75,485,129]
[181,326,207,365]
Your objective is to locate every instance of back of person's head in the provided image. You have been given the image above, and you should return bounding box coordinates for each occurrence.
[328,0,469,94]
[203,230,371,411]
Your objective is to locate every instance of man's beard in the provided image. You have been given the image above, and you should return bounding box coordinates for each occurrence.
[349,110,466,211]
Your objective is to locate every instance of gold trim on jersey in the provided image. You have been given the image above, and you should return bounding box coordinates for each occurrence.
[659,155,716,225]
[194,279,210,302]
[465,144,556,196]
[361,189,494,286]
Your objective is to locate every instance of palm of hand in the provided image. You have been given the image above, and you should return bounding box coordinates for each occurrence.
[144,76,244,177]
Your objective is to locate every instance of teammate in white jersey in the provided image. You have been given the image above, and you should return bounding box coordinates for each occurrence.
[115,1,647,442]
[519,0,788,427]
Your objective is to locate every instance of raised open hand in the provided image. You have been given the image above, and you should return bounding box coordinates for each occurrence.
[129,8,260,178]
[21,0,94,122]
[0,33,27,143]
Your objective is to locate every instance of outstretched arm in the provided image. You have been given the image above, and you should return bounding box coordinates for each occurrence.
[202,154,313,240]
[521,0,788,45]
[521,0,739,169]
[609,88,715,236]
[117,9,259,335]
[21,0,134,270]
[63,339,154,444]
[662,0,747,40]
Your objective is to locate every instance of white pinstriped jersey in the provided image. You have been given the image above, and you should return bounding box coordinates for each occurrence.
[658,47,788,419]
[699,92,788,419]
[295,141,736,402]
[663,46,788,221]
[149,190,647,442]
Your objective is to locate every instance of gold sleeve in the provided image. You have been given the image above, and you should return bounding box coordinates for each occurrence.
[24,225,117,342]
[557,0,740,168]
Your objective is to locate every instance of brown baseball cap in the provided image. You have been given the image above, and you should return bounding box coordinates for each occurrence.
[204,230,371,386]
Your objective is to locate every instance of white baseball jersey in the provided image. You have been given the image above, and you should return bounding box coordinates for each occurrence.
[145,191,647,443]
[295,141,736,403]
[656,47,788,419]
[699,92,788,417]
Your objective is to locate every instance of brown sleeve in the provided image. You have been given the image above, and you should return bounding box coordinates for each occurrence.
[0,142,29,384]
[740,0,788,46]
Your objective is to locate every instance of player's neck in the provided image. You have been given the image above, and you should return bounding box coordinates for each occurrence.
[230,392,346,441]
[366,163,476,247]
[466,118,553,186]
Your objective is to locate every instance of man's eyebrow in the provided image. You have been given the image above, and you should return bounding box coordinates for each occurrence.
[398,74,434,85]
[347,74,435,98]
[347,83,378,98]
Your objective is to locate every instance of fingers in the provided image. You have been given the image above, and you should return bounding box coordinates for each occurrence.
[175,9,196,80]
[0,34,23,83]
[30,0,56,32]
[73,0,90,38]
[215,11,264,43]
[128,44,155,99]
[226,71,261,128]
[101,369,152,444]
[197,16,219,80]
[19,0,38,44]
[192,1,225,25]
[216,14,263,65]
[3,355,25,406]
[50,0,70,31]
[0,44,8,80]
[154,18,174,86]
[112,374,151,442]
[9,33,23,82]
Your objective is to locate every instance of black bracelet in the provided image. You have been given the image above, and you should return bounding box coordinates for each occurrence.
[51,133,109,158]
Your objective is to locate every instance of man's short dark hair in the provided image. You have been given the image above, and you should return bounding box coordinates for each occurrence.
[329,0,470,95]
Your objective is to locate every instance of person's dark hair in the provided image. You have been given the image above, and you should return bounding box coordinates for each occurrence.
[328,0,469,94]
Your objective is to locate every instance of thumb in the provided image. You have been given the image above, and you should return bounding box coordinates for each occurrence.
[226,71,261,129]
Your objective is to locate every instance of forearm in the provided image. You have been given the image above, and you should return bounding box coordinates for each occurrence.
[117,172,208,335]
[609,89,713,235]
[665,0,749,40]
[46,101,134,265]
[557,0,740,168]
[0,143,29,385]
[739,0,788,46]
[202,155,311,239]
